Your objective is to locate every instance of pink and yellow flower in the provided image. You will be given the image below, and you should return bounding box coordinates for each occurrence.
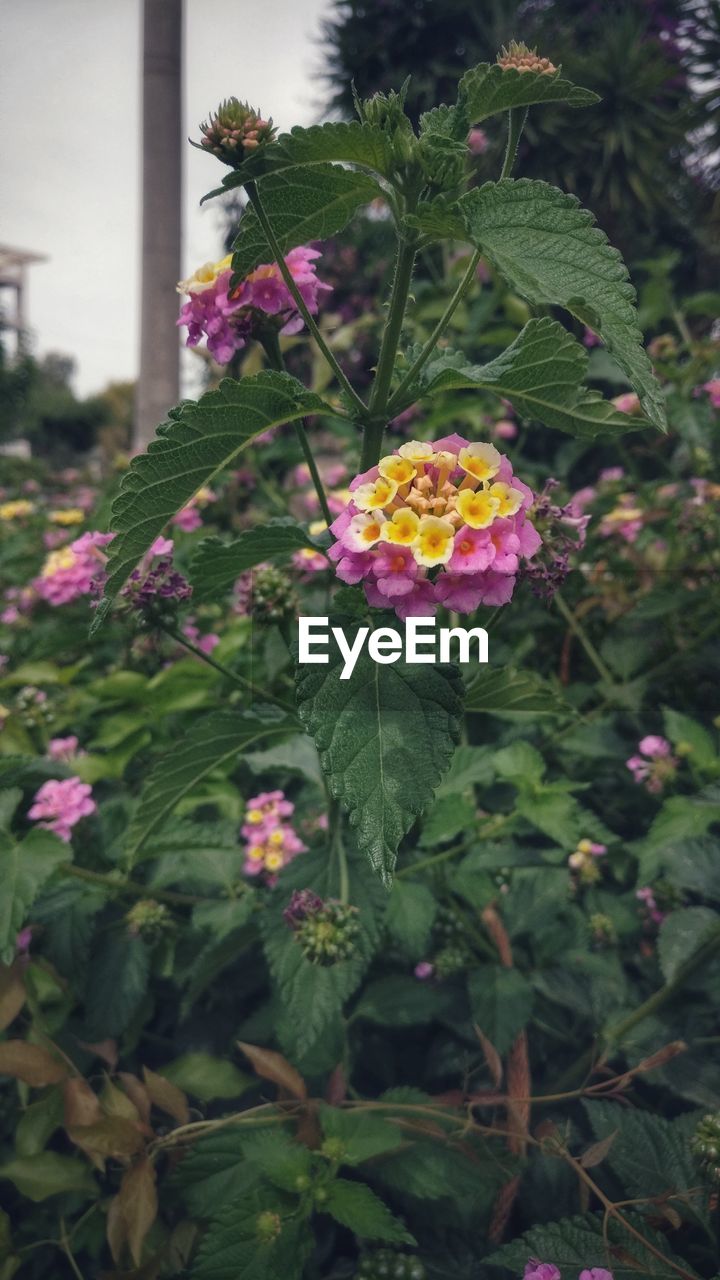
[328,434,539,618]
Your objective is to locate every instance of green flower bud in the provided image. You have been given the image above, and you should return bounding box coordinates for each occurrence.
[255,1210,282,1243]
[691,1112,720,1184]
[125,899,173,944]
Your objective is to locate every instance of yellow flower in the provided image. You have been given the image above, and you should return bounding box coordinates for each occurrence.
[488,482,524,518]
[458,442,501,483]
[247,844,265,862]
[378,455,416,486]
[268,829,285,847]
[264,851,284,872]
[414,516,455,567]
[195,486,214,505]
[398,441,435,463]
[346,513,384,551]
[381,508,420,546]
[41,547,77,577]
[177,254,232,295]
[49,508,84,526]
[0,500,34,521]
[245,808,264,825]
[353,476,399,511]
[308,520,327,537]
[456,489,501,530]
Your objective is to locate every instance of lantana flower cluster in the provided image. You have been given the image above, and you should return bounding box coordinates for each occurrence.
[328,434,540,618]
[524,1265,613,1280]
[241,789,306,883]
[568,837,607,885]
[626,735,678,794]
[34,531,113,606]
[177,247,331,365]
[28,777,96,843]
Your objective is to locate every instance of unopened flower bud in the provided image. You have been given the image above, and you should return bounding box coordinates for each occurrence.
[198,98,276,168]
[497,41,557,74]
[255,1210,282,1243]
[691,1112,720,1184]
[125,899,173,943]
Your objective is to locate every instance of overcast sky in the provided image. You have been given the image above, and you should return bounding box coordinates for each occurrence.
[0,0,333,396]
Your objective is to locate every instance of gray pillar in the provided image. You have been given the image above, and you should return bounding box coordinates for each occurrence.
[135,0,182,449]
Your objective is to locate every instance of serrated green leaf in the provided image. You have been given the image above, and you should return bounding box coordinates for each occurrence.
[405,199,467,244]
[320,1106,406,1164]
[260,847,381,1059]
[231,165,384,280]
[296,626,462,882]
[422,318,640,438]
[385,880,437,956]
[459,62,599,125]
[419,793,476,847]
[663,707,718,768]
[203,121,395,200]
[0,828,68,965]
[658,907,720,983]
[191,1185,312,1280]
[125,710,294,861]
[458,180,665,429]
[464,665,572,716]
[324,1178,415,1243]
[191,521,321,601]
[584,1101,701,1213]
[663,837,720,902]
[83,932,150,1040]
[485,1211,701,1278]
[467,966,533,1056]
[93,372,329,627]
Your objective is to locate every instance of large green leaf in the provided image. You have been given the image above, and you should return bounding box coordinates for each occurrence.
[260,847,383,1060]
[485,1211,702,1278]
[125,710,295,861]
[203,121,395,200]
[296,627,462,882]
[458,180,666,430]
[190,520,322,602]
[459,62,599,125]
[657,907,720,983]
[324,1179,415,1244]
[467,965,533,1056]
[0,826,67,964]
[584,1101,701,1210]
[93,372,328,628]
[191,1185,313,1280]
[231,164,384,281]
[464,665,573,717]
[0,1153,97,1203]
[421,318,641,438]
[83,933,150,1040]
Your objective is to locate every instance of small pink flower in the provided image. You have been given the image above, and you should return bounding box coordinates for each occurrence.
[627,736,677,794]
[28,776,96,843]
[580,1270,614,1280]
[700,378,720,409]
[493,419,518,440]
[612,392,641,416]
[47,735,81,762]
[599,467,624,483]
[467,127,488,155]
[583,327,602,348]
[414,961,434,980]
[524,1262,561,1280]
[372,544,419,599]
[638,735,671,758]
[16,927,32,957]
[173,505,203,532]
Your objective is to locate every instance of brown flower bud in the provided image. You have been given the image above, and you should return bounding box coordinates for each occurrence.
[497,41,557,75]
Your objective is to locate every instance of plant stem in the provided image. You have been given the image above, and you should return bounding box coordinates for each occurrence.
[500,107,528,180]
[158,620,297,717]
[554,590,616,686]
[260,331,333,526]
[559,925,720,1089]
[386,249,482,415]
[60,863,218,908]
[362,230,419,469]
[396,815,511,879]
[330,799,350,904]
[246,182,368,417]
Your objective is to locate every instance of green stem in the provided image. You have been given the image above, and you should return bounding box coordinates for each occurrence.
[554,590,616,686]
[158,621,297,717]
[397,816,511,879]
[386,249,482,416]
[500,106,528,180]
[330,799,349,905]
[246,182,367,417]
[559,925,720,1089]
[260,331,333,526]
[361,230,419,470]
[60,863,220,907]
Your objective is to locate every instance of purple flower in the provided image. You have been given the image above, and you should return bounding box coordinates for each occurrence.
[524,1262,561,1280]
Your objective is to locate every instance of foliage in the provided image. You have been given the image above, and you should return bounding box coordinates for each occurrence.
[0,37,719,1280]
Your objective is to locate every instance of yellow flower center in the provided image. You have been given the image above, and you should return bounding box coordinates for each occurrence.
[378,455,416,485]
[381,509,420,545]
[458,443,501,483]
[455,489,501,529]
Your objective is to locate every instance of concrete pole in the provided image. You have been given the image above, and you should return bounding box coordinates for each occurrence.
[135,0,182,449]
